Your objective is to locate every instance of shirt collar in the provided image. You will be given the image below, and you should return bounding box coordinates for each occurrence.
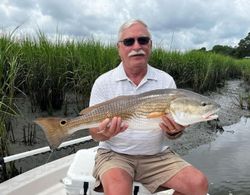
[114,62,158,82]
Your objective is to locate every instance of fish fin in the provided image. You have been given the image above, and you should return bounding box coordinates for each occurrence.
[34,117,69,149]
[79,95,131,115]
[79,103,103,115]
[79,106,94,115]
[147,112,165,118]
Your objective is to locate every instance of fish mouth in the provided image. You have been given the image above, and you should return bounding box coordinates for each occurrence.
[202,114,218,120]
[202,108,220,120]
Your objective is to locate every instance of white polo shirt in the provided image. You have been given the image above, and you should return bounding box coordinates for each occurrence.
[89,63,176,155]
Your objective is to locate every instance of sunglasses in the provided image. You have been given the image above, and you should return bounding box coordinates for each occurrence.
[119,36,151,46]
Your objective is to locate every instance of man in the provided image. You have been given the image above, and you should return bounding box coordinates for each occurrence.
[89,19,208,195]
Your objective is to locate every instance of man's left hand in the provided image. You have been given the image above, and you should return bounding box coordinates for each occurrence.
[160,115,185,139]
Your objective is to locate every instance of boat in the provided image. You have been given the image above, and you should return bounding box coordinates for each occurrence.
[0,136,176,195]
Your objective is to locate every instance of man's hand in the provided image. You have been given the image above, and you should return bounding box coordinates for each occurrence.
[160,115,185,139]
[89,117,128,141]
[98,117,128,137]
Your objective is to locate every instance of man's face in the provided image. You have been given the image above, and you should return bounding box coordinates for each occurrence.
[117,23,152,69]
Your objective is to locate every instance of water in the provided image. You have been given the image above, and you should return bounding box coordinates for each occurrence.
[184,117,250,195]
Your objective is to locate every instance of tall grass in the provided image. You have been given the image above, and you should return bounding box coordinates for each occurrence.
[237,59,250,86]
[8,33,119,113]
[63,39,119,110]
[0,32,249,111]
[0,34,21,181]
[0,33,249,111]
[150,49,244,92]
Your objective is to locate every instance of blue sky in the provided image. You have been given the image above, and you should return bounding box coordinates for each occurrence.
[1,0,250,51]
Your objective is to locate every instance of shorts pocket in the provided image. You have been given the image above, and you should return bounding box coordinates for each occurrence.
[159,148,179,160]
[95,148,113,164]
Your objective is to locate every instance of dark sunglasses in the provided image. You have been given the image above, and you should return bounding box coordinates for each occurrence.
[119,36,151,46]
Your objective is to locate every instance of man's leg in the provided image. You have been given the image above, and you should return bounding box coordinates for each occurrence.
[161,166,208,195]
[101,168,133,195]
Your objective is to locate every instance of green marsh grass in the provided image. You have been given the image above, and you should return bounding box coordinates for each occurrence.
[0,34,21,181]
[64,39,119,110]
[150,49,244,92]
[1,33,250,106]
[1,32,250,112]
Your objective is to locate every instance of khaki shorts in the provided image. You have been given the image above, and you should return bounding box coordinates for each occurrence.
[93,148,190,193]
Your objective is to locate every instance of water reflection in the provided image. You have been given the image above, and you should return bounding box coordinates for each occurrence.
[184,117,250,195]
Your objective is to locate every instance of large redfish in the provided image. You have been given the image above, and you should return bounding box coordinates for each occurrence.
[35,89,220,149]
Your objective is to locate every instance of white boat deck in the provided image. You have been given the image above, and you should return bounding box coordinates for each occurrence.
[0,147,175,195]
[0,151,73,195]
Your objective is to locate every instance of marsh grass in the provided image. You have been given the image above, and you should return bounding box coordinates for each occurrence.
[64,40,119,111]
[0,34,21,181]
[150,49,245,92]
[1,32,250,112]
[1,32,250,113]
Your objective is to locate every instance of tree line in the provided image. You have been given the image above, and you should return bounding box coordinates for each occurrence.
[197,32,250,59]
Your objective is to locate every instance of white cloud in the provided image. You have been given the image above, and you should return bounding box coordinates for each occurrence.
[0,0,250,50]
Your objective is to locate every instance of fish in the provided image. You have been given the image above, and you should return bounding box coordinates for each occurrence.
[34,88,220,149]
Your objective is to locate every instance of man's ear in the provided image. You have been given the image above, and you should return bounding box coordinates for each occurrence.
[149,40,152,49]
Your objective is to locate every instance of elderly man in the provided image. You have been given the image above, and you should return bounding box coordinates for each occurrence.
[89,19,208,195]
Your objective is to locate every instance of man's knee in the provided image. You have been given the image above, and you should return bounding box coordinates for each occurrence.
[177,166,209,195]
[101,168,133,195]
[190,172,209,194]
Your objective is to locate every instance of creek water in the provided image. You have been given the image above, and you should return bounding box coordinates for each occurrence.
[184,116,250,195]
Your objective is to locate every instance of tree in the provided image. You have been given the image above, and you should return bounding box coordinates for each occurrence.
[198,47,206,52]
[236,32,250,58]
[211,45,236,56]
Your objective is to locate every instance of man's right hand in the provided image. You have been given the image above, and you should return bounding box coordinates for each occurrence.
[89,117,128,141]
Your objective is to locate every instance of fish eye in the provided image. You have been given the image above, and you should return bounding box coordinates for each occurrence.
[201,102,207,106]
[60,120,67,126]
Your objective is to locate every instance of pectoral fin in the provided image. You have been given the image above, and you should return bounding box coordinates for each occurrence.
[147,112,165,118]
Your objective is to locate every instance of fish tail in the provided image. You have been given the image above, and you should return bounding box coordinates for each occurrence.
[34,117,69,149]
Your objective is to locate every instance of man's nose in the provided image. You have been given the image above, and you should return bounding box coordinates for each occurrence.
[132,40,142,49]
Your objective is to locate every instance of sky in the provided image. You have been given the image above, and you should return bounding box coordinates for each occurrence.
[0,0,250,51]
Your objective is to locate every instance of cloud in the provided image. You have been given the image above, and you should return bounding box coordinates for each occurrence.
[0,0,250,50]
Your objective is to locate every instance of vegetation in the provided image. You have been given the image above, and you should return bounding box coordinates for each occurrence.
[150,49,244,92]
[210,32,250,58]
[0,33,21,181]
[0,31,249,114]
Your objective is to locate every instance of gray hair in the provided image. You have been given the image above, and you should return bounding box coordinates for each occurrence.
[118,19,151,41]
